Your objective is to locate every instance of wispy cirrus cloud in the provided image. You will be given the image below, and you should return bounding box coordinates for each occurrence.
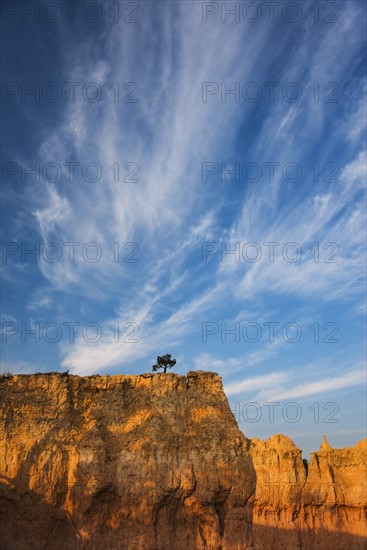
[2,2,364,389]
[224,362,366,401]
[259,367,366,402]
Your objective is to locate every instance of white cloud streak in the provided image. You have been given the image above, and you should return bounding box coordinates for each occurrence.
[20,2,366,374]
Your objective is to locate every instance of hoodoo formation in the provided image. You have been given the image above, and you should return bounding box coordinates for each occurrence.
[250,434,367,549]
[0,372,366,549]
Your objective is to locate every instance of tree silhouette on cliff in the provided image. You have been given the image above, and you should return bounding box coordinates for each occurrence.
[152,354,176,373]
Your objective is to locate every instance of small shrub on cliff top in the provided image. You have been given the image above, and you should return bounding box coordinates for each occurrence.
[152,354,176,373]
[0,371,13,381]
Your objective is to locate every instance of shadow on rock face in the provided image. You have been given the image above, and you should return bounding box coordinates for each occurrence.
[0,374,366,550]
[252,523,367,550]
[0,477,78,550]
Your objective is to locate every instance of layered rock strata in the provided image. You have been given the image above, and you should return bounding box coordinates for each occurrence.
[1,372,366,550]
[250,434,367,549]
[0,372,255,550]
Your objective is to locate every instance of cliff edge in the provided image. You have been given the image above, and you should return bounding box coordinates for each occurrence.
[0,372,366,550]
[0,372,255,550]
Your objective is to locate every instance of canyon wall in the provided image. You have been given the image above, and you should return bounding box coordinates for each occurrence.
[0,372,366,550]
[0,372,255,550]
[251,434,367,549]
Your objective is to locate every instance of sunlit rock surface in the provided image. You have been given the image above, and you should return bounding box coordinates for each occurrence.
[0,372,255,550]
[0,372,366,549]
[250,434,367,549]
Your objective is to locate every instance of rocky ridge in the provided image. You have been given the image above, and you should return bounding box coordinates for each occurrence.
[0,371,366,549]
[250,434,366,549]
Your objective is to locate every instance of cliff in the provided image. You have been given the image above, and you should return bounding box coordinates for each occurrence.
[0,372,366,550]
[250,434,367,549]
[0,372,255,550]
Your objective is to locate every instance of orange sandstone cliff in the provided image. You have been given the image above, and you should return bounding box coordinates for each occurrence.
[0,372,366,550]
[250,434,367,549]
[0,372,255,550]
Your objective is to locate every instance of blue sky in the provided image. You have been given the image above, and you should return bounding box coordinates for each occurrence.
[1,0,366,456]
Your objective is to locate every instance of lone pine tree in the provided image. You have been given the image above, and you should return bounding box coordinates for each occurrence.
[152,354,176,373]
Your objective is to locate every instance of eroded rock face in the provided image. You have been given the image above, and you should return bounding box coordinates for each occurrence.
[0,372,255,550]
[1,372,366,550]
[250,434,367,550]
